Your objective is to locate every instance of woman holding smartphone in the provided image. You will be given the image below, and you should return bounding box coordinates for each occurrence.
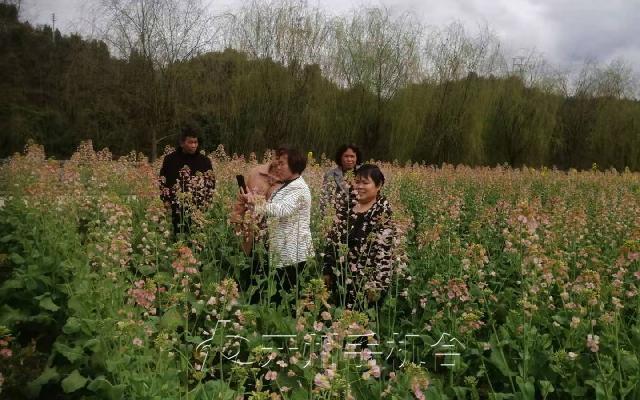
[231,161,281,253]
[242,147,314,306]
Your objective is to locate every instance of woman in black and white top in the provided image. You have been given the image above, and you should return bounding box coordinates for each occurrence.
[323,164,395,310]
[243,147,314,304]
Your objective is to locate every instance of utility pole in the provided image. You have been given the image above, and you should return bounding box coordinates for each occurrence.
[512,56,524,77]
[51,13,56,42]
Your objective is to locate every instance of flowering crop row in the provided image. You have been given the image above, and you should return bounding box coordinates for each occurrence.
[0,141,639,399]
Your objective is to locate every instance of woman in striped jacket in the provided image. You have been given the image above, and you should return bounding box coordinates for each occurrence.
[243,147,314,305]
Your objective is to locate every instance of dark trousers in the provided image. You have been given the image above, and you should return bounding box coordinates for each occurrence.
[325,272,388,310]
[271,262,305,307]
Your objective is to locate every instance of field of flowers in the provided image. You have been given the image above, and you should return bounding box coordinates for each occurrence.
[1,141,640,399]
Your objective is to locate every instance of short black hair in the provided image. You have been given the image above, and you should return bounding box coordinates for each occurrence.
[334,144,362,166]
[275,147,307,174]
[355,164,385,187]
[180,122,202,142]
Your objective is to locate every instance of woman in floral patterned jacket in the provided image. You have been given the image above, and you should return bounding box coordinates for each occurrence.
[323,164,396,310]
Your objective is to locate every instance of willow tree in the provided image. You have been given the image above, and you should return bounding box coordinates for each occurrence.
[577,59,639,169]
[417,23,504,163]
[94,0,218,159]
[226,0,332,69]
[328,7,422,155]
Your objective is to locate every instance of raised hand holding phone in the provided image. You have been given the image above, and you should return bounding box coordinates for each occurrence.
[236,174,247,194]
[237,174,257,206]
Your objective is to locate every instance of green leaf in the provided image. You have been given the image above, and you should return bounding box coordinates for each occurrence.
[424,386,448,400]
[9,252,25,264]
[488,394,515,400]
[61,370,88,393]
[87,377,112,392]
[26,367,60,398]
[0,304,27,325]
[190,380,237,400]
[488,345,517,378]
[68,295,89,314]
[585,379,608,399]
[186,335,204,344]
[63,317,81,334]
[160,307,184,331]
[39,295,60,312]
[516,376,535,400]
[290,388,310,400]
[539,380,554,397]
[83,338,100,351]
[87,377,126,400]
[620,351,639,373]
[0,278,24,290]
[621,377,640,397]
[54,342,85,363]
[452,386,469,399]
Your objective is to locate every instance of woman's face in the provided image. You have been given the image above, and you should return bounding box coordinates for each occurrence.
[340,148,357,171]
[275,154,295,181]
[354,175,380,204]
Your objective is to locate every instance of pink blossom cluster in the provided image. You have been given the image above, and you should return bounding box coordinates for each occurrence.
[128,279,158,314]
[172,246,199,275]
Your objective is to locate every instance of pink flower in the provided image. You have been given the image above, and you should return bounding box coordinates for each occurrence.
[586,334,599,352]
[368,359,381,378]
[132,338,143,347]
[0,348,12,358]
[265,370,278,381]
[314,373,331,390]
[412,382,426,400]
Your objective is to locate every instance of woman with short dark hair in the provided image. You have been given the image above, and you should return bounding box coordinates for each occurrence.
[321,144,362,212]
[323,164,396,310]
[242,147,314,306]
[325,144,362,192]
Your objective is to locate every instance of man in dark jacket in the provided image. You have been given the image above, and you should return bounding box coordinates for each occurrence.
[159,125,215,236]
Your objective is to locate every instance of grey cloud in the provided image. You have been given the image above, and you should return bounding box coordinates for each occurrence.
[540,0,640,67]
[20,0,640,72]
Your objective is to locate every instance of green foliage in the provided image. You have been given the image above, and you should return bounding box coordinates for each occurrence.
[1,3,639,169]
[2,143,640,398]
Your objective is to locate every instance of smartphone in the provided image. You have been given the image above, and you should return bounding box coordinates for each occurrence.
[236,174,247,193]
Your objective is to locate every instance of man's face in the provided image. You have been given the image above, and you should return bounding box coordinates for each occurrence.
[180,137,199,154]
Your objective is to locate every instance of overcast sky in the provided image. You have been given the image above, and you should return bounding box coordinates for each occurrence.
[20,0,640,74]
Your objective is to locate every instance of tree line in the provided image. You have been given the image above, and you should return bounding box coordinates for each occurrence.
[0,1,639,170]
